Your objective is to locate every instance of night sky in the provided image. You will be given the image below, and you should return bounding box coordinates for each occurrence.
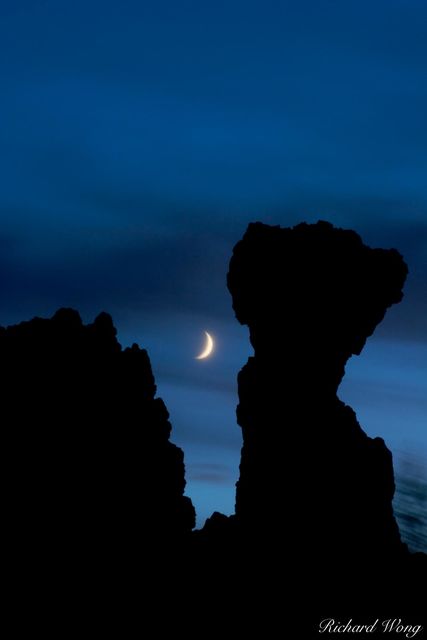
[1,1,426,526]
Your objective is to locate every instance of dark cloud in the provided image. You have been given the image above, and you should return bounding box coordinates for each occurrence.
[2,194,425,342]
[186,463,235,485]
[342,379,427,414]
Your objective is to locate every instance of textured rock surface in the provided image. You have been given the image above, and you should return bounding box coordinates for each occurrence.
[1,308,194,571]
[227,221,408,560]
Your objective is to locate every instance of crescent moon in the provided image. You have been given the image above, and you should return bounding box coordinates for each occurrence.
[195,331,214,360]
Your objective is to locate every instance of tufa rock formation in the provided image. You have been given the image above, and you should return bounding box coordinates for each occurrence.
[1,308,194,574]
[227,221,408,561]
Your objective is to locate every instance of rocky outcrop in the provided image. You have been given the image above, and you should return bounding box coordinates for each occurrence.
[1,308,194,572]
[227,221,408,560]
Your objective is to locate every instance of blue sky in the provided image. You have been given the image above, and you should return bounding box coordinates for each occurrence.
[1,0,426,526]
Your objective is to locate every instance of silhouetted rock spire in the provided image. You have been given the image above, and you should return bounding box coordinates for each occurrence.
[1,308,195,572]
[227,221,408,559]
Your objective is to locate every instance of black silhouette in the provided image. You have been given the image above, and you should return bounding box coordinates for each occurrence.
[227,221,407,559]
[1,308,195,579]
[221,221,426,622]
